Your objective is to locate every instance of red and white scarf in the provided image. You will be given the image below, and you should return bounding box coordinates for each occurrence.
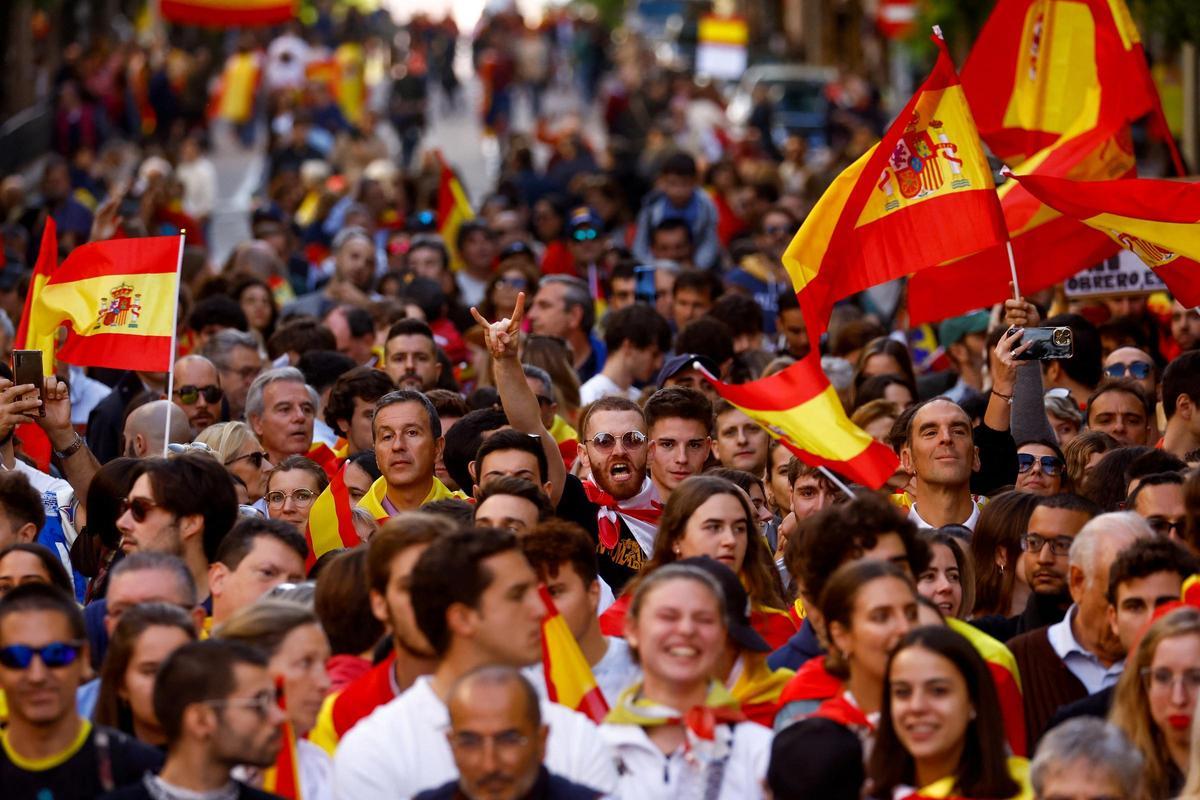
[583,477,662,554]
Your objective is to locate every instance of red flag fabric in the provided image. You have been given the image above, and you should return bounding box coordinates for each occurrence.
[539,585,608,723]
[14,218,57,356]
[303,463,360,570]
[262,676,303,799]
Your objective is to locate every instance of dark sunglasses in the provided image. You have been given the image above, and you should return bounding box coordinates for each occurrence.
[572,228,599,242]
[1104,362,1152,380]
[226,451,270,469]
[119,497,161,523]
[1017,453,1063,476]
[0,640,85,669]
[588,431,647,452]
[174,384,223,405]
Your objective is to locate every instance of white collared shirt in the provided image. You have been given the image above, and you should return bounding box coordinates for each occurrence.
[1046,605,1124,694]
[908,499,981,531]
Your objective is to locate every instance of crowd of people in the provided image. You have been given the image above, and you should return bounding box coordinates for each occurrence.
[4,6,1200,800]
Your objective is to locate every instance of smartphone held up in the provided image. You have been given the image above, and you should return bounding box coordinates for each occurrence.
[11,350,45,416]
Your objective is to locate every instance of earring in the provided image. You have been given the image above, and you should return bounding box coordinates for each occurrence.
[969,710,977,720]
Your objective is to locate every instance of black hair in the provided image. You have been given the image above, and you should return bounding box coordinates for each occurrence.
[332,304,373,337]
[1032,492,1101,517]
[142,454,239,562]
[474,429,549,487]
[650,217,693,245]
[1107,537,1200,604]
[644,385,713,431]
[297,350,357,394]
[0,470,45,533]
[348,449,382,482]
[1045,313,1102,389]
[0,582,85,641]
[1163,351,1200,418]
[1086,378,1154,423]
[385,317,436,346]
[659,152,698,178]
[708,294,765,338]
[1126,449,1187,485]
[673,269,723,301]
[0,543,74,596]
[188,295,248,333]
[675,317,735,368]
[475,476,553,522]
[602,304,672,354]
[215,517,308,570]
[325,367,396,431]
[1126,471,1185,509]
[1082,447,1154,511]
[154,639,268,745]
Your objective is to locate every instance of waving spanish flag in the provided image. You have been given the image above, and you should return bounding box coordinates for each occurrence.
[304,464,360,570]
[784,31,1005,342]
[701,355,899,489]
[907,119,1135,324]
[161,0,294,27]
[17,226,181,374]
[1009,172,1200,306]
[539,585,608,723]
[435,151,475,272]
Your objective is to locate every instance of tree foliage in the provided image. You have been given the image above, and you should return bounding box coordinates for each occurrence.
[1130,0,1200,49]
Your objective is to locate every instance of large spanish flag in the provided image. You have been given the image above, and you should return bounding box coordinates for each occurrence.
[14,219,58,373]
[160,0,294,27]
[784,32,1005,342]
[1010,172,1200,306]
[702,355,899,489]
[961,0,1181,173]
[946,618,1027,757]
[539,585,608,723]
[907,119,1135,324]
[304,464,360,570]
[19,229,181,374]
[434,150,474,272]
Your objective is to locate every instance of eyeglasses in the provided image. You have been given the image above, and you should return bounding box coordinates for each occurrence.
[1020,533,1074,557]
[206,687,283,720]
[174,384,223,405]
[1104,362,1153,380]
[497,276,528,290]
[1146,516,1186,537]
[167,442,215,457]
[1141,667,1200,694]
[571,228,598,242]
[588,431,647,452]
[1017,453,1063,476]
[119,497,162,523]
[0,640,85,670]
[265,489,318,507]
[226,451,270,469]
[447,729,531,754]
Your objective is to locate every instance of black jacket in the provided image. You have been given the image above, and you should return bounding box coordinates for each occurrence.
[87,371,149,463]
[414,767,601,800]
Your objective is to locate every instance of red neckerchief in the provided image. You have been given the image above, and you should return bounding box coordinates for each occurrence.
[582,479,662,550]
[812,692,875,733]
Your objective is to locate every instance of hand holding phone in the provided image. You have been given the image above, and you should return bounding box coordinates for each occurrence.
[11,351,44,417]
[1011,327,1073,360]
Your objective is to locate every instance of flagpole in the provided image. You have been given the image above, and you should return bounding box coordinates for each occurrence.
[998,167,1021,300]
[164,232,185,457]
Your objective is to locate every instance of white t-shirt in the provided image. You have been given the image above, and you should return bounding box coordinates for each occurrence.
[332,675,617,799]
[579,373,639,407]
[455,271,489,309]
[526,636,642,708]
[599,720,773,800]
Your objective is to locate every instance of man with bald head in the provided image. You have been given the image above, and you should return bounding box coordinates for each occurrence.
[124,400,192,457]
[899,397,982,529]
[172,355,223,432]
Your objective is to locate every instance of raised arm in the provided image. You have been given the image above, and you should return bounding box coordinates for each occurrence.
[471,293,567,505]
[37,375,100,502]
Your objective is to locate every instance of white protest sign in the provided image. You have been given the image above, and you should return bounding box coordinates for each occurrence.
[1064,250,1168,299]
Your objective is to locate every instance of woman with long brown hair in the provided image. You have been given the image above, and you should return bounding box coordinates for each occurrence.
[970,491,1040,619]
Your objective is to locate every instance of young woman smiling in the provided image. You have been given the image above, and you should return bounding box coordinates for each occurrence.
[600,564,772,799]
[869,626,1027,799]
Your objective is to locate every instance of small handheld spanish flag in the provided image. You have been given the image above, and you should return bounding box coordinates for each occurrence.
[262,676,303,800]
[539,585,608,723]
[303,464,360,570]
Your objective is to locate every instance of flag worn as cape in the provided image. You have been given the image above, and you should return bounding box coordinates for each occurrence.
[1010,172,1200,307]
[539,585,608,724]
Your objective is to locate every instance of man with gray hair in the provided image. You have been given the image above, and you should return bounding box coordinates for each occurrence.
[358,390,459,520]
[1031,717,1143,800]
[1009,511,1154,744]
[124,400,192,457]
[283,226,377,319]
[200,329,262,420]
[245,367,318,465]
[527,275,604,382]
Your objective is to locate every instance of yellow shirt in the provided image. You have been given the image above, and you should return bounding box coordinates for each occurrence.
[357,475,461,521]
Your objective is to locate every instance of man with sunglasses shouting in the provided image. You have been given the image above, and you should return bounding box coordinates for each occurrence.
[171,355,225,434]
[0,583,162,797]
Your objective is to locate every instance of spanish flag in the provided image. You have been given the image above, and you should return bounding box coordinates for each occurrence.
[701,355,899,490]
[262,677,303,799]
[434,150,474,272]
[160,0,294,27]
[907,120,1135,324]
[1009,172,1200,306]
[946,618,1027,757]
[14,219,58,372]
[18,227,181,375]
[784,32,1005,342]
[539,585,608,723]
[303,464,360,570]
[961,0,1182,174]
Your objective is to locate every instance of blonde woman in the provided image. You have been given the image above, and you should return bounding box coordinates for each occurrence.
[196,421,274,502]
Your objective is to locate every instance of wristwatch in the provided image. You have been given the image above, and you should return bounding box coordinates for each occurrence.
[53,433,85,460]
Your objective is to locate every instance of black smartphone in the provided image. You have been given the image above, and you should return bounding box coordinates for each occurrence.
[1012,327,1073,360]
[634,265,657,305]
[11,350,44,416]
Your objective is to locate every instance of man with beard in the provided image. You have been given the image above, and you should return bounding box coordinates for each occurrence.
[383,319,443,392]
[171,355,224,433]
[102,639,285,800]
[644,386,711,501]
[310,513,453,754]
[245,367,319,466]
[1008,512,1152,744]
[358,391,458,520]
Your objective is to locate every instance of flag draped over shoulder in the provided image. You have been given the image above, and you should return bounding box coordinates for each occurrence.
[961,0,1180,172]
[907,120,1135,324]
[17,229,181,374]
[161,0,294,27]
[435,150,474,271]
[1010,173,1200,306]
[701,355,899,489]
[304,464,360,570]
[783,33,1005,343]
[539,585,608,724]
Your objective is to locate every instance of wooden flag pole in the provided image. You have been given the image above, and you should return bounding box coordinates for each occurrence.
[163,232,185,457]
[999,167,1021,301]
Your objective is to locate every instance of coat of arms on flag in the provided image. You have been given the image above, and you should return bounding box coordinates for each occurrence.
[94,284,144,331]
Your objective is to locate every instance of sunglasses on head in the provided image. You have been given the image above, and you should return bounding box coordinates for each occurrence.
[174,384,223,405]
[572,228,598,242]
[0,640,85,670]
[1017,453,1063,476]
[226,451,270,469]
[119,497,161,523]
[1104,362,1152,380]
[588,431,647,452]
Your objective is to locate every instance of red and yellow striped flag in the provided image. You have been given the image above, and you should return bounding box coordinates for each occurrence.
[161,0,294,27]
[304,464,360,570]
[784,33,1005,342]
[539,585,608,723]
[262,676,303,799]
[1009,172,1200,307]
[701,355,899,490]
[434,150,474,272]
[946,618,1026,757]
[14,219,58,373]
[17,228,181,375]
